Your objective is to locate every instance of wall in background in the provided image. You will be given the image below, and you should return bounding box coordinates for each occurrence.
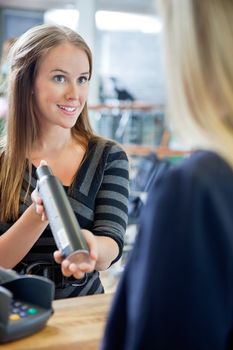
[0,8,44,53]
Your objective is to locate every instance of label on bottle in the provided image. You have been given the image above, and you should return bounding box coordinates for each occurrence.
[56,228,70,250]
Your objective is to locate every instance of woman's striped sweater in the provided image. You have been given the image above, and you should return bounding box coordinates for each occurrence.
[0,138,129,298]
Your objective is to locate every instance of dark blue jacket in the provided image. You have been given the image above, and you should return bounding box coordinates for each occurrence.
[101,150,233,350]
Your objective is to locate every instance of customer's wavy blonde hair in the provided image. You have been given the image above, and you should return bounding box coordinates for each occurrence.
[158,0,233,165]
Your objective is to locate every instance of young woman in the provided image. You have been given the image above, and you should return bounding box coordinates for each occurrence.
[101,0,233,349]
[0,24,129,299]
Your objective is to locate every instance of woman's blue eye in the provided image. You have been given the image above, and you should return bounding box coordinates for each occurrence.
[53,75,65,83]
[78,76,88,85]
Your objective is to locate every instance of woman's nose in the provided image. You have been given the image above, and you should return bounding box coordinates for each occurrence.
[65,83,80,100]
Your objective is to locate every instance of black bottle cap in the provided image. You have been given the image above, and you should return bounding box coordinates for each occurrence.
[36,165,53,180]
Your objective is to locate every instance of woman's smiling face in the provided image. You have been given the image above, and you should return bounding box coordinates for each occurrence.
[33,42,90,130]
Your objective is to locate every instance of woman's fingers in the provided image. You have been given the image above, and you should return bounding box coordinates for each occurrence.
[53,250,63,264]
[54,250,95,279]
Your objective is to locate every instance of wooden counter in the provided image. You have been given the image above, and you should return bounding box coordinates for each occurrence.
[3,293,113,350]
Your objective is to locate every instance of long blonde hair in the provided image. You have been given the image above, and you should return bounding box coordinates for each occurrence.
[159,0,233,164]
[0,24,95,221]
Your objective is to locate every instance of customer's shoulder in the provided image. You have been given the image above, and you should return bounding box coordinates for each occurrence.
[176,150,231,177]
[159,150,233,190]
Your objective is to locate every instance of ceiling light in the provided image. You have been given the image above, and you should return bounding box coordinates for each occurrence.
[44,9,79,30]
[95,11,162,33]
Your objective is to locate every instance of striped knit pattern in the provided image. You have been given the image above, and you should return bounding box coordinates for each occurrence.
[0,138,129,298]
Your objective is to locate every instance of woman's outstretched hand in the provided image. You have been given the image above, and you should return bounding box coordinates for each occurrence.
[54,229,98,280]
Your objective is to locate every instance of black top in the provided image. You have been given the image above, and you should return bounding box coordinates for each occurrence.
[101,150,233,350]
[0,138,129,299]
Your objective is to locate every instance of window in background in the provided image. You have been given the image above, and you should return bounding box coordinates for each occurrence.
[95,11,164,104]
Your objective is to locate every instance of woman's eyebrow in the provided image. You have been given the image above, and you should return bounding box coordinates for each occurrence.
[50,69,90,75]
[50,68,68,74]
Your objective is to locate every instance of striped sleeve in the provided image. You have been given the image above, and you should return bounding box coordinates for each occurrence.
[92,142,129,263]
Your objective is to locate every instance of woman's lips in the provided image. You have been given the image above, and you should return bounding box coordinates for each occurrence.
[57,104,79,115]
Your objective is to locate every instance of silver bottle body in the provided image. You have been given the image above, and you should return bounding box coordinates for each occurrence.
[36,165,89,259]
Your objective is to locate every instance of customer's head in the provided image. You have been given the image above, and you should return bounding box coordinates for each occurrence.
[6,24,93,152]
[159,0,233,161]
